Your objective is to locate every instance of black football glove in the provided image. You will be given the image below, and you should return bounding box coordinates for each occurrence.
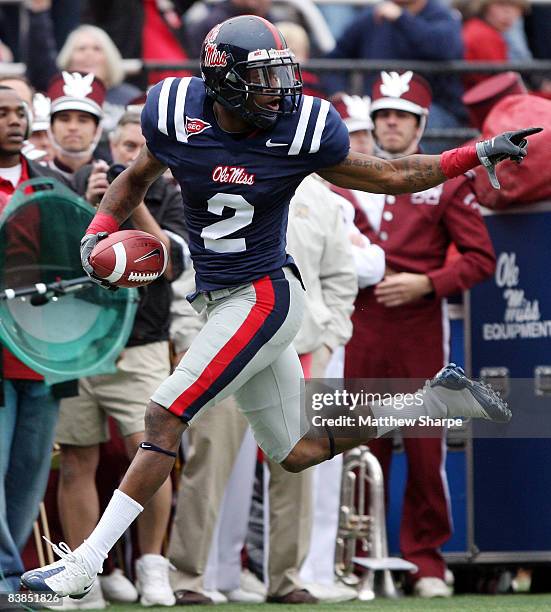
[80,232,118,291]
[476,126,543,189]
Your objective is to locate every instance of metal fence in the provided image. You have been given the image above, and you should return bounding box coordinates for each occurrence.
[1,56,549,144]
[136,59,551,144]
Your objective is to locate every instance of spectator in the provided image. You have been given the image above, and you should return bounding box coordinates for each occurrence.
[462,0,529,89]
[0,86,75,594]
[317,4,357,39]
[58,25,140,130]
[80,0,192,88]
[0,76,55,163]
[46,71,105,178]
[0,76,40,160]
[25,0,141,132]
[525,5,551,60]
[343,71,496,598]
[28,93,55,162]
[54,110,187,609]
[0,76,33,107]
[53,0,83,48]
[80,0,143,60]
[26,0,82,49]
[0,0,20,61]
[141,0,192,85]
[330,93,375,156]
[327,0,466,128]
[0,40,12,62]
[185,0,274,58]
[503,15,532,60]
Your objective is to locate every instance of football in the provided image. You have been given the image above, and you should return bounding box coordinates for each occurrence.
[89,230,168,288]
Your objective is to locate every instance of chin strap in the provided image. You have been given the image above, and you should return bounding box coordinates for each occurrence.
[139,441,177,458]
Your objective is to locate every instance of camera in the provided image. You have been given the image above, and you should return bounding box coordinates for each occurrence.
[106,163,127,184]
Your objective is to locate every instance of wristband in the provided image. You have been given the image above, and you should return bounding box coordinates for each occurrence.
[86,213,119,236]
[440,145,479,179]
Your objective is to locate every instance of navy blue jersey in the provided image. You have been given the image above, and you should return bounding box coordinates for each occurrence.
[141,76,349,291]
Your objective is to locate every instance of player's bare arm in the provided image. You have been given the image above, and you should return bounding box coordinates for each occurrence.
[319,150,445,194]
[319,127,542,195]
[96,145,167,224]
[79,146,168,288]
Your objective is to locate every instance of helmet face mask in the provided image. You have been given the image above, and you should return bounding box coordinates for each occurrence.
[201,16,303,130]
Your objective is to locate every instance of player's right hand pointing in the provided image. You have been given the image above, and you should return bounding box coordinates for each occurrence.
[476,127,543,189]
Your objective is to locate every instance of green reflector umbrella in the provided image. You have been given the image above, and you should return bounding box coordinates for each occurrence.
[0,177,138,384]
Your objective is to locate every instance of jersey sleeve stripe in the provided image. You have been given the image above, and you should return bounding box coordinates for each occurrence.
[288,95,314,156]
[157,77,175,136]
[309,99,330,154]
[174,77,192,143]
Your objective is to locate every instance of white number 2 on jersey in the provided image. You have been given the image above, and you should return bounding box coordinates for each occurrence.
[201,193,254,253]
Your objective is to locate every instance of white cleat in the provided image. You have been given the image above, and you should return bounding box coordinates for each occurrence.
[427,364,512,423]
[414,577,453,598]
[99,568,138,603]
[135,554,175,607]
[20,540,95,599]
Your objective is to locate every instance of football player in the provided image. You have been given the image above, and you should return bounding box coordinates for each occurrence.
[22,15,536,599]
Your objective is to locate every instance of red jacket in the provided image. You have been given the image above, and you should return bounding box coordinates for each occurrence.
[462,18,507,89]
[334,173,496,299]
[0,156,43,380]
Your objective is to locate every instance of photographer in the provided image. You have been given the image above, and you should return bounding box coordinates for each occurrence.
[73,111,188,278]
[54,111,188,607]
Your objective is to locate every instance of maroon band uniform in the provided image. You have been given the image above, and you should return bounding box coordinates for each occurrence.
[340,173,495,580]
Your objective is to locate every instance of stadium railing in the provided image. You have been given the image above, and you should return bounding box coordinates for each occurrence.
[2,58,549,145]
[138,59,551,144]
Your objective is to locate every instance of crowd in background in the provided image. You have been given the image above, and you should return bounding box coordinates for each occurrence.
[0,0,549,124]
[0,0,550,608]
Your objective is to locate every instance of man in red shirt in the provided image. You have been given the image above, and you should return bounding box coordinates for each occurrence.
[343,72,496,598]
[0,86,72,593]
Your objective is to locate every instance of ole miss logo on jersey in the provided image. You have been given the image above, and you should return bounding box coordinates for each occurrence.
[186,116,211,137]
[212,165,256,185]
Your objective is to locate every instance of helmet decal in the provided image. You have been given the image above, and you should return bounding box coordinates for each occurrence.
[203,43,228,68]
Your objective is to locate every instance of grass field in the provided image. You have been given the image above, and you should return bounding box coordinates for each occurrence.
[100,595,551,612]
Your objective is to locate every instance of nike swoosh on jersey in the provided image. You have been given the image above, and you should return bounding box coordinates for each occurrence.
[265,139,288,147]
